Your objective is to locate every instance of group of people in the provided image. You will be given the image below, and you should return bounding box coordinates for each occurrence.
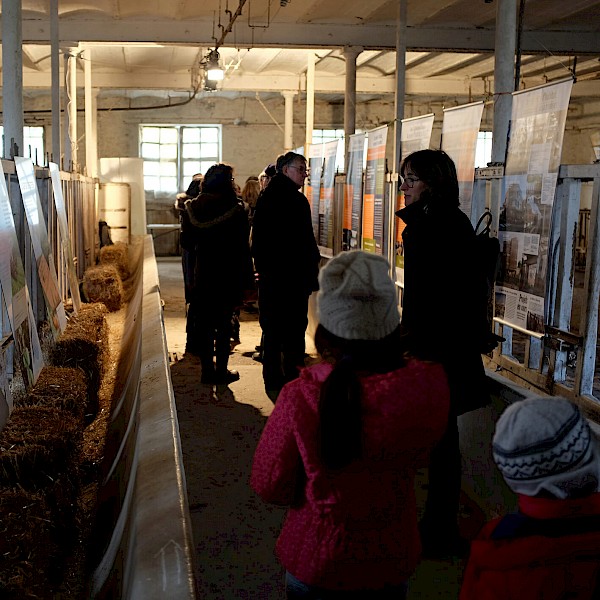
[177,148,600,598]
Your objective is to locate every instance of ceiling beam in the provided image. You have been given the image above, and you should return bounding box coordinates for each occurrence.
[18,71,600,98]
[19,19,600,54]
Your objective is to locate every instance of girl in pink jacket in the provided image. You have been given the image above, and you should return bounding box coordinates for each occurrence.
[251,250,450,598]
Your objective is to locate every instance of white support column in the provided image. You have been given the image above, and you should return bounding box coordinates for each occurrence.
[84,49,98,178]
[282,91,296,152]
[2,0,24,159]
[343,46,362,171]
[63,51,72,171]
[305,53,315,155]
[50,0,61,164]
[69,50,79,171]
[491,0,517,164]
[393,1,408,175]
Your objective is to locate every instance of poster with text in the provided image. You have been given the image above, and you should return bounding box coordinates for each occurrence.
[319,139,339,256]
[362,125,388,254]
[441,101,484,221]
[49,162,81,313]
[395,114,435,283]
[343,133,366,251]
[495,79,573,334]
[15,156,67,338]
[307,144,324,239]
[0,162,43,388]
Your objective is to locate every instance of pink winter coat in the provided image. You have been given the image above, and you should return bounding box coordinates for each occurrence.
[250,359,450,591]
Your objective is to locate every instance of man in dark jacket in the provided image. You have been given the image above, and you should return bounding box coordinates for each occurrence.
[251,152,321,401]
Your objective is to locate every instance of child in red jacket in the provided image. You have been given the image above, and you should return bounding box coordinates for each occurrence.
[461,395,600,600]
[251,250,450,599]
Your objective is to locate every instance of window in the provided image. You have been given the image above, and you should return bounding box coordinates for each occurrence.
[312,128,346,173]
[140,125,221,193]
[0,126,45,165]
[475,131,493,168]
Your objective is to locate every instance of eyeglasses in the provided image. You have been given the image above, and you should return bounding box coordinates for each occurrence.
[288,164,309,175]
[400,175,420,188]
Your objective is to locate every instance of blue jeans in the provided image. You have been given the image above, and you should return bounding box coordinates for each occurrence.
[285,572,408,599]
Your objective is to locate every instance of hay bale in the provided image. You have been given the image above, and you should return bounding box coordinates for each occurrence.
[49,303,108,419]
[0,487,56,599]
[82,264,123,312]
[99,241,129,280]
[0,407,82,490]
[19,366,88,423]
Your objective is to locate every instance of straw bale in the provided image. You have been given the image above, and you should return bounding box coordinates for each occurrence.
[82,264,123,312]
[19,366,88,423]
[99,241,129,280]
[0,407,82,489]
[49,302,109,419]
[0,487,56,599]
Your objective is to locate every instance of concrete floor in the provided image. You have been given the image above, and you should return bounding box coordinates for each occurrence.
[157,256,514,600]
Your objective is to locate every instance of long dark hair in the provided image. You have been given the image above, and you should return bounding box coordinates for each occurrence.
[201,163,236,197]
[315,324,407,470]
[401,149,459,208]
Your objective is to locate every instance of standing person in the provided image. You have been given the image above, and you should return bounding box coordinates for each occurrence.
[184,163,254,384]
[461,395,600,599]
[174,173,203,354]
[395,149,491,558]
[241,176,261,225]
[251,151,320,401]
[251,250,451,598]
[258,163,276,192]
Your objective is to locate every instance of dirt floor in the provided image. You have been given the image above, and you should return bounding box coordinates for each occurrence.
[157,257,478,599]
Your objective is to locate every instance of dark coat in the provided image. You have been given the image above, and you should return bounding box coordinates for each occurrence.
[397,199,489,414]
[251,173,320,295]
[184,190,254,308]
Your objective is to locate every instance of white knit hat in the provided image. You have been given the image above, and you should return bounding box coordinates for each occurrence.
[317,250,399,341]
[492,395,600,499]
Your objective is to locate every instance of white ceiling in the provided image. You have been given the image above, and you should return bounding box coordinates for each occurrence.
[6,0,600,103]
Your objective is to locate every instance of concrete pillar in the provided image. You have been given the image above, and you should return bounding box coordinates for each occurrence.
[305,53,315,154]
[51,0,61,164]
[84,49,99,178]
[343,46,362,171]
[2,0,24,159]
[393,1,408,174]
[491,0,517,164]
[282,91,296,152]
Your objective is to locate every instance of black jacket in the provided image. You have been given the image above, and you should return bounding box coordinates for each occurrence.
[184,190,254,307]
[397,198,489,414]
[251,173,320,294]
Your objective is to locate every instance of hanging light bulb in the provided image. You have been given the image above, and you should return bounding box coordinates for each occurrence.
[206,49,224,81]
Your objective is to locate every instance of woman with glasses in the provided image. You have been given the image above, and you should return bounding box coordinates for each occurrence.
[395,149,490,559]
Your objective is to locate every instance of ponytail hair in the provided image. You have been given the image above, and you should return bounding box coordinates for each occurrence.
[315,324,406,470]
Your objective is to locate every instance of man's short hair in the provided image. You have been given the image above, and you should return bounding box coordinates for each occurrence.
[276,151,306,173]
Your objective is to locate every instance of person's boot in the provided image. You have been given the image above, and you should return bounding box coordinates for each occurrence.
[214,368,240,384]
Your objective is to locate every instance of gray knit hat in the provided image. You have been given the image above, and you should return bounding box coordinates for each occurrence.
[317,250,399,341]
[492,396,600,499]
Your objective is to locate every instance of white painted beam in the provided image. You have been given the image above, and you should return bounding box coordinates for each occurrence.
[21,19,600,54]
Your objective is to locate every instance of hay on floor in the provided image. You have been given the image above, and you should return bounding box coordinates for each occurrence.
[82,264,123,312]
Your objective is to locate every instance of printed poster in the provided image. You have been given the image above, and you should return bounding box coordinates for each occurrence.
[319,139,339,256]
[49,163,81,313]
[395,114,435,283]
[0,161,43,388]
[343,133,366,251]
[495,79,573,334]
[362,125,388,254]
[307,144,323,240]
[15,156,67,338]
[441,101,484,221]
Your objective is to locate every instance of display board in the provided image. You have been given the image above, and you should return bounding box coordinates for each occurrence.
[307,144,323,239]
[319,139,339,255]
[495,79,573,334]
[343,133,366,251]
